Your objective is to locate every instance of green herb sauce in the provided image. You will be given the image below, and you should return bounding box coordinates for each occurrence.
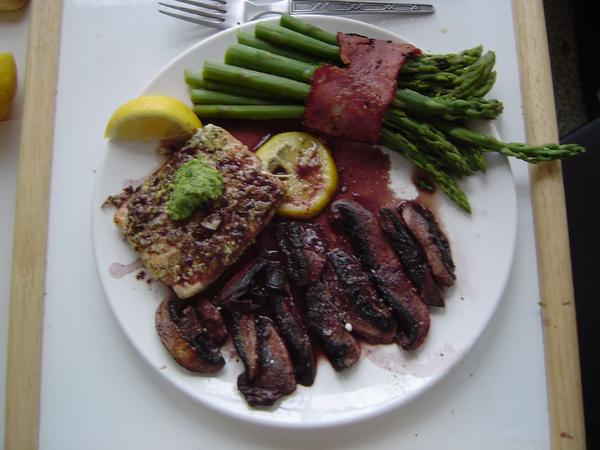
[166,157,223,221]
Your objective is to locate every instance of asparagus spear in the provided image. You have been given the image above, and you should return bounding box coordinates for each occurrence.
[449,51,496,99]
[237,30,322,64]
[471,70,497,98]
[402,46,483,74]
[225,43,318,83]
[380,128,472,213]
[393,88,504,120]
[436,121,586,162]
[255,22,341,61]
[192,105,305,119]
[185,70,287,100]
[384,110,472,175]
[190,89,283,106]
[458,145,488,173]
[279,14,338,46]
[202,61,311,101]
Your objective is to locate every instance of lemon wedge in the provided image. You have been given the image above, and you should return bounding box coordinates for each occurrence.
[0,52,17,120]
[104,95,201,141]
[256,132,338,219]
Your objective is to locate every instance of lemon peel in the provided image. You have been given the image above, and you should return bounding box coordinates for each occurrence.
[0,52,17,121]
[105,95,201,141]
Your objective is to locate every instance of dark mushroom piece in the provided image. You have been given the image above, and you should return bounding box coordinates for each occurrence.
[331,200,430,351]
[237,316,297,407]
[305,282,361,371]
[398,201,455,287]
[380,207,444,307]
[327,249,397,344]
[155,297,225,373]
[276,221,327,287]
[263,261,316,386]
[231,311,260,381]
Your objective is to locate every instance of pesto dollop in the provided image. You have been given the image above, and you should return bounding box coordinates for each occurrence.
[166,156,223,221]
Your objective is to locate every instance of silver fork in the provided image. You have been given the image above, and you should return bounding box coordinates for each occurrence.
[158,0,435,30]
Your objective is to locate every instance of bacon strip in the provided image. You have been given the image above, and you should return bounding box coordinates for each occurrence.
[303,33,420,143]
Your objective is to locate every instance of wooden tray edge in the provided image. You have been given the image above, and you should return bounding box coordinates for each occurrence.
[4,1,63,449]
[511,1,586,448]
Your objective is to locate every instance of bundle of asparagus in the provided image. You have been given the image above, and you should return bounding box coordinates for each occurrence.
[184,15,584,213]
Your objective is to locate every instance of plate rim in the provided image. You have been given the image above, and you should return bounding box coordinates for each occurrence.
[91,15,518,429]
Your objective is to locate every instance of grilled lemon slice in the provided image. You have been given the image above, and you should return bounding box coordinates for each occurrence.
[256,132,338,219]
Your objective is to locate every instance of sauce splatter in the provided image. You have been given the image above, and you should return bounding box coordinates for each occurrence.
[109,260,142,278]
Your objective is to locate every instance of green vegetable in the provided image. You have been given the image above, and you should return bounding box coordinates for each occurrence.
[192,104,305,119]
[225,43,318,83]
[402,46,483,74]
[384,110,472,176]
[184,16,585,213]
[202,61,311,100]
[448,51,496,99]
[166,157,223,221]
[255,22,341,61]
[380,128,471,213]
[237,30,322,64]
[190,88,281,105]
[392,89,504,120]
[434,120,586,162]
[185,70,288,100]
[279,14,338,46]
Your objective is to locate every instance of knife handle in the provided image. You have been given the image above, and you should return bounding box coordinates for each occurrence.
[290,1,434,15]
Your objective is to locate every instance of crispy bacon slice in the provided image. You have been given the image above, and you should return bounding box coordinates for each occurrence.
[303,34,420,143]
[331,200,430,350]
[338,33,421,78]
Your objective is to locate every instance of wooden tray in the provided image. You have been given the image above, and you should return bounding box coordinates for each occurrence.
[3,0,585,448]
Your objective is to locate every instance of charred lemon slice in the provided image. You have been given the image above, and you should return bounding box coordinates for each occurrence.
[256,132,337,219]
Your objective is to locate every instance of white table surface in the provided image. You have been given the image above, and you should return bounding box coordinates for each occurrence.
[1,1,551,448]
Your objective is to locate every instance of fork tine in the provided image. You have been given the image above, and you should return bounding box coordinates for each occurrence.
[158,2,226,21]
[172,0,227,13]
[158,9,228,29]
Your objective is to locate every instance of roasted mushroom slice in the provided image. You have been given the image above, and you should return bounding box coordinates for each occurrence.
[231,311,260,381]
[264,262,316,386]
[331,200,430,350]
[195,298,228,344]
[305,282,361,371]
[327,249,397,344]
[216,258,270,312]
[380,207,444,307]
[398,201,455,287]
[156,297,225,373]
[237,316,297,407]
[276,221,327,287]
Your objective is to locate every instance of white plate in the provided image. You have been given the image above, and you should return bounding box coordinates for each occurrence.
[92,16,517,428]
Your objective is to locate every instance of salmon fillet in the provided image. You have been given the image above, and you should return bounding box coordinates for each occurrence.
[114,124,284,298]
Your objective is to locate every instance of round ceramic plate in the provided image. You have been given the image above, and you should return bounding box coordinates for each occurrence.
[92,16,517,428]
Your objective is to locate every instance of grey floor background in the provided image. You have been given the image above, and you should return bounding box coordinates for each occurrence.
[544,0,588,135]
